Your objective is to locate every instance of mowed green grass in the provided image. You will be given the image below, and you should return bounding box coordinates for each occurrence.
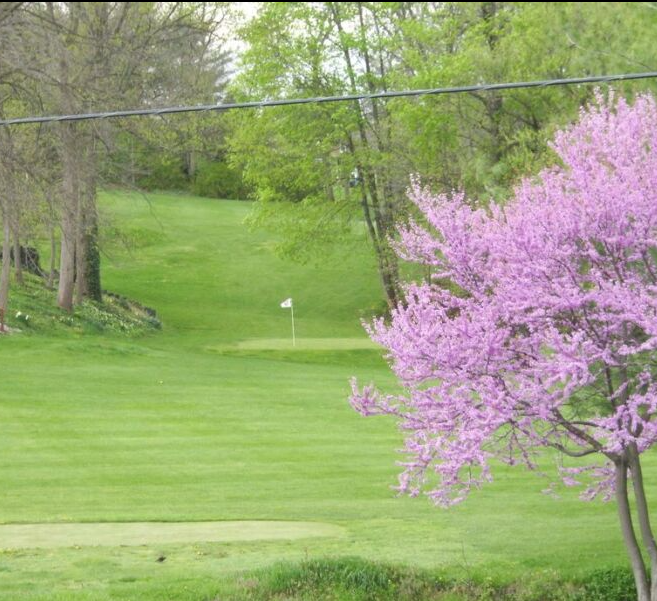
[0,191,647,599]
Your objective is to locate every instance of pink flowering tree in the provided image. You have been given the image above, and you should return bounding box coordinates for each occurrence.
[350,93,657,601]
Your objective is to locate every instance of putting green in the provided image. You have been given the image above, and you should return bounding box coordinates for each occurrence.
[0,521,346,550]
[208,337,380,352]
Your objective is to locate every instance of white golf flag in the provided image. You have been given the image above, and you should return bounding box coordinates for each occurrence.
[280,298,293,308]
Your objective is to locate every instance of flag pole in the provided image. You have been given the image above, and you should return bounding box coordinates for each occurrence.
[280,298,296,347]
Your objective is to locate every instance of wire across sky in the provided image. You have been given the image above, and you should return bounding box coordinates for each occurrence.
[1,71,657,127]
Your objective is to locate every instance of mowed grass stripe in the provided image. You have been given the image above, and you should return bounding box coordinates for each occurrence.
[0,191,645,600]
[0,521,346,549]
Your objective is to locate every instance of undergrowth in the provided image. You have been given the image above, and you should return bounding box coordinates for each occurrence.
[222,558,635,601]
[2,273,160,336]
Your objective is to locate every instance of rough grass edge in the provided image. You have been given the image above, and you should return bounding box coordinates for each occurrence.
[217,557,636,601]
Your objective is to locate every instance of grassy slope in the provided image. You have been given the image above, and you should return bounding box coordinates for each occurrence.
[1,273,160,336]
[0,191,644,600]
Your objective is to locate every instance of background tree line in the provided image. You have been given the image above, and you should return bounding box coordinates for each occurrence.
[1,2,657,316]
[0,1,233,316]
[226,1,657,307]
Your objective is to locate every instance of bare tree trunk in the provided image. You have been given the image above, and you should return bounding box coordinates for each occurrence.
[73,136,102,305]
[55,22,80,312]
[84,216,102,303]
[615,458,650,601]
[628,445,657,599]
[74,196,87,305]
[12,226,22,284]
[379,246,399,308]
[58,122,79,312]
[0,213,11,318]
[184,149,197,180]
[330,3,400,308]
[347,135,399,309]
[82,141,101,302]
[58,211,76,311]
[47,224,56,289]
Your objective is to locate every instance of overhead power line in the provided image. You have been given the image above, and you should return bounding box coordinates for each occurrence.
[1,71,657,127]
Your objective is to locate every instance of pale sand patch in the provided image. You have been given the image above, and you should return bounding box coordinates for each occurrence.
[0,520,346,550]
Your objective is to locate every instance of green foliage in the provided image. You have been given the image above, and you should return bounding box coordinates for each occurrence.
[3,273,160,336]
[134,151,189,192]
[228,98,362,262]
[227,559,636,601]
[77,295,161,334]
[243,557,448,601]
[243,194,362,262]
[191,157,251,200]
[226,2,407,283]
[228,1,657,272]
[573,568,636,601]
[110,128,252,202]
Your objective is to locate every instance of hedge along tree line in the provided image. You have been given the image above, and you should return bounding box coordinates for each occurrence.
[350,93,657,600]
[126,146,250,201]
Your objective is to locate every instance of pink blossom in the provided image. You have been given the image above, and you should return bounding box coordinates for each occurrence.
[351,92,657,506]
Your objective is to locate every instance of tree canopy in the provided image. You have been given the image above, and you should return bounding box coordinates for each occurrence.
[228,2,657,305]
[350,92,657,600]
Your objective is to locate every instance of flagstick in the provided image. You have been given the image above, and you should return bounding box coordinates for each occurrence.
[291,303,296,347]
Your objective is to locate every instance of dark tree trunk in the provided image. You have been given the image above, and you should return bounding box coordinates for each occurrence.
[0,213,11,318]
[74,170,88,305]
[84,219,102,302]
[47,224,57,289]
[628,446,657,599]
[615,457,651,601]
[12,228,22,284]
[82,153,101,303]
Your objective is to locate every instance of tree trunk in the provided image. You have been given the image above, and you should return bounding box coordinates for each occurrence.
[615,458,650,601]
[47,224,56,289]
[330,3,401,309]
[84,219,102,303]
[82,148,101,303]
[349,138,399,309]
[628,445,657,599]
[378,243,399,309]
[74,202,87,305]
[58,211,76,312]
[57,122,79,312]
[185,149,197,180]
[12,227,22,284]
[56,31,80,312]
[0,213,11,319]
[74,161,102,305]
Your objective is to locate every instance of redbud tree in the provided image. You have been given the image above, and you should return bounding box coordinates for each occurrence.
[350,93,657,601]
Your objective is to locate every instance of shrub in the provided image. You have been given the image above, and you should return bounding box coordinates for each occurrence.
[192,158,251,200]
